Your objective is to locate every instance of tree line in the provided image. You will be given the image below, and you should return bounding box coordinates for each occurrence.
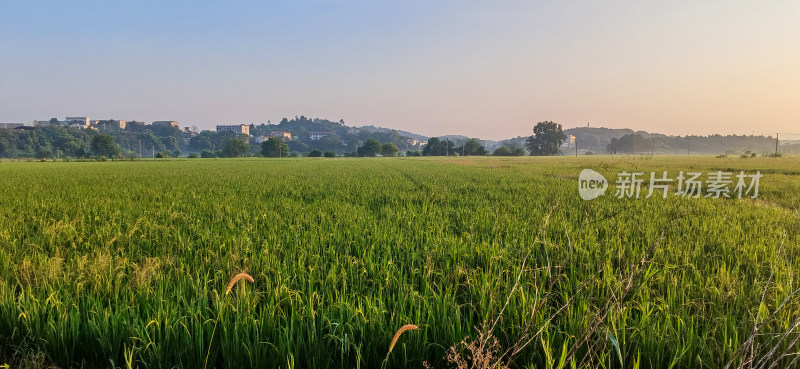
[0,120,571,159]
[418,122,565,157]
[7,118,779,159]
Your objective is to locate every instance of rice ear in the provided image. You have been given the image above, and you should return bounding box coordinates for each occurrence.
[388,324,419,353]
[225,272,254,294]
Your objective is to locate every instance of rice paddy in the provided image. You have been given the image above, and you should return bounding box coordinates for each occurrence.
[0,156,798,368]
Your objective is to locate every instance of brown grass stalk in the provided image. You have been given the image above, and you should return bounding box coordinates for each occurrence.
[225,272,254,294]
[388,324,419,353]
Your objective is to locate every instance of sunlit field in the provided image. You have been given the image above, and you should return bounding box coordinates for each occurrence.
[1,156,798,368]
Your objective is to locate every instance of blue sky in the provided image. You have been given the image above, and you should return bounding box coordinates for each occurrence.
[2,1,799,139]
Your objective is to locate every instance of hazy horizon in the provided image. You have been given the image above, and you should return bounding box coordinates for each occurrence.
[2,1,799,140]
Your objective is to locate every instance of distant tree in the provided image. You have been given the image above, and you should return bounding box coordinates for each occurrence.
[201,149,216,158]
[422,137,455,156]
[189,134,214,152]
[91,134,121,158]
[357,139,382,157]
[221,138,250,157]
[35,145,53,159]
[138,131,165,153]
[344,136,360,153]
[526,121,566,156]
[310,134,343,152]
[607,138,618,154]
[422,137,440,156]
[323,151,336,158]
[381,142,399,157]
[160,136,179,152]
[62,140,82,157]
[308,149,323,157]
[126,121,147,132]
[287,140,308,153]
[493,146,511,156]
[261,137,289,157]
[493,144,526,156]
[606,133,649,153]
[406,150,422,157]
[149,123,180,138]
[187,152,200,158]
[461,138,486,156]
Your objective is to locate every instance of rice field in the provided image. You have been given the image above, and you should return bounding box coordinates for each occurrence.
[0,156,798,368]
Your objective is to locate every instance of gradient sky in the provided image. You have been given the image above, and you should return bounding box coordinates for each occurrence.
[1,1,799,140]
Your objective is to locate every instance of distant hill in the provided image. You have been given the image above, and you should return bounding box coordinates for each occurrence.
[346,125,789,155]
[563,127,792,155]
[358,125,428,141]
[251,117,427,153]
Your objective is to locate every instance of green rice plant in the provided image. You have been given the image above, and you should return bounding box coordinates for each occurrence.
[0,156,796,368]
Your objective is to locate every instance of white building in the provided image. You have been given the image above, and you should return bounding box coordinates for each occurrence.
[255,133,291,144]
[64,117,91,129]
[34,117,91,129]
[0,123,25,130]
[309,132,334,141]
[216,124,250,135]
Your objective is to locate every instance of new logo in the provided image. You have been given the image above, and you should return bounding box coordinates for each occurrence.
[579,169,608,200]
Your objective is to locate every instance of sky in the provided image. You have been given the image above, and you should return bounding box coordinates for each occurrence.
[1,0,799,140]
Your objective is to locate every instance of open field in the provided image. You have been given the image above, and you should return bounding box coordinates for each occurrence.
[1,156,799,368]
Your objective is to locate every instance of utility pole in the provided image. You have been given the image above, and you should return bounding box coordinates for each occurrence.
[152,146,155,158]
[687,138,690,156]
[775,133,779,156]
[575,137,578,157]
[138,139,142,159]
[651,137,655,157]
